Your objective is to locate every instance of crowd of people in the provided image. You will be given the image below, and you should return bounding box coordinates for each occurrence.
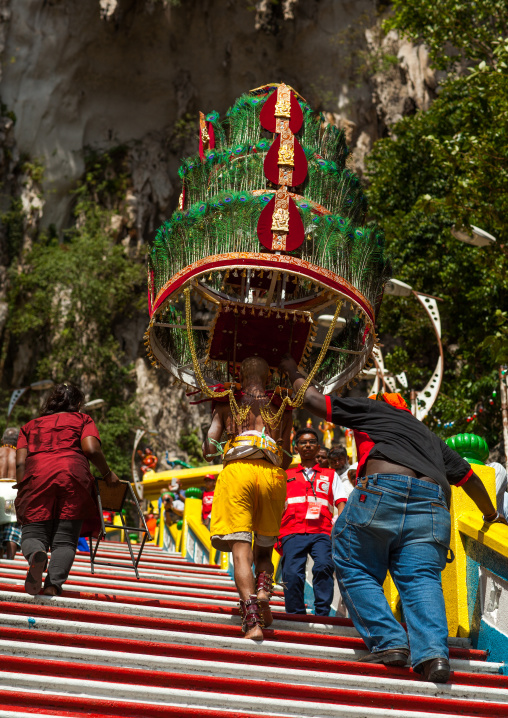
[202,354,508,683]
[3,361,508,684]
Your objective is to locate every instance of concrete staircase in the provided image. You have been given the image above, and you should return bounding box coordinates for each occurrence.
[0,542,506,717]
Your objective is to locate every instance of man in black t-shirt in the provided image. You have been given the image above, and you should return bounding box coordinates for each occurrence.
[280,355,507,683]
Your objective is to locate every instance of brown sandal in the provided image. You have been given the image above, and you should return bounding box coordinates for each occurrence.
[25,551,48,596]
[239,594,264,640]
[256,571,274,628]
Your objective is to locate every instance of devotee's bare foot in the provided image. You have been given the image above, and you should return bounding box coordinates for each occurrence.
[244,623,264,641]
[239,594,264,641]
[42,586,58,596]
[256,571,274,627]
[24,551,47,596]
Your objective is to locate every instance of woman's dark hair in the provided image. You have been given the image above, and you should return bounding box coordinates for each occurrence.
[42,383,85,415]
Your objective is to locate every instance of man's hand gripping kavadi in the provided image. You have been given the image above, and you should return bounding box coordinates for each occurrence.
[144,84,390,639]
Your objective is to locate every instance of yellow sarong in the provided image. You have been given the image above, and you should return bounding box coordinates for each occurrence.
[210,459,287,547]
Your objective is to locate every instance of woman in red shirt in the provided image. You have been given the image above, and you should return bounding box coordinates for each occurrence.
[15,383,119,596]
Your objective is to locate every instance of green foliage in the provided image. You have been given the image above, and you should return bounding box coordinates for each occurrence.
[367,11,508,445]
[386,0,508,70]
[178,428,205,467]
[169,113,197,152]
[82,146,129,209]
[95,405,141,479]
[481,310,508,365]
[1,198,24,264]
[21,157,44,184]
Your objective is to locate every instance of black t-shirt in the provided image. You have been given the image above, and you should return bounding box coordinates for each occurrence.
[327,396,472,506]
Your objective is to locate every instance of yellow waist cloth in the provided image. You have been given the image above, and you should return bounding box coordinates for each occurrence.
[223,433,283,467]
[210,459,287,539]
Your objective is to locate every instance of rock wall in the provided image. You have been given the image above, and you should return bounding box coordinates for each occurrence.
[0,0,437,461]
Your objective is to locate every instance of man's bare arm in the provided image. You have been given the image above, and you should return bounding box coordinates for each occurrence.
[462,473,508,524]
[15,448,27,485]
[279,356,328,419]
[202,408,225,463]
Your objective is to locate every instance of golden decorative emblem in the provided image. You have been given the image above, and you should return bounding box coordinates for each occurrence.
[271,233,287,251]
[178,192,185,210]
[274,97,291,118]
[271,208,290,232]
[278,144,295,166]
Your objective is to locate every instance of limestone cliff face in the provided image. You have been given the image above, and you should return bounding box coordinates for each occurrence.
[0,0,436,460]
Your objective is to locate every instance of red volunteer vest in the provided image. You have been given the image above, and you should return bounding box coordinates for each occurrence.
[279,464,336,538]
[202,490,214,521]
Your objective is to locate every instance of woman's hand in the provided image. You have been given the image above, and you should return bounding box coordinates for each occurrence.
[105,471,120,487]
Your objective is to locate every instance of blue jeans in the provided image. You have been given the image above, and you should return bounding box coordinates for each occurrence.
[332,474,451,669]
[281,533,334,615]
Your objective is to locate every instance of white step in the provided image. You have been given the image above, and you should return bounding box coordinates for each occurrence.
[0,674,490,718]
[0,592,477,647]
[0,590,352,634]
[0,557,234,583]
[0,638,504,703]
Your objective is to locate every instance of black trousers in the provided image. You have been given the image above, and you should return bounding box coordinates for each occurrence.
[21,519,83,593]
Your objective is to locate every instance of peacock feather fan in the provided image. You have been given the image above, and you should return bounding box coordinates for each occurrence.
[146,83,390,395]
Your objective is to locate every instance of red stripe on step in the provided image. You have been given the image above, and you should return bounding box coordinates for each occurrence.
[0,600,487,657]
[0,625,491,684]
[0,573,241,603]
[0,583,489,660]
[0,691,286,718]
[0,567,284,598]
[0,655,504,717]
[3,601,506,689]
[73,549,222,569]
[0,602,360,649]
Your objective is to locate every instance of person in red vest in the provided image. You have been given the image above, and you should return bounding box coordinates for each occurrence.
[279,427,348,616]
[201,474,216,529]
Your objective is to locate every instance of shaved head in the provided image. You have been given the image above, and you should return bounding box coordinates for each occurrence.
[240,356,270,384]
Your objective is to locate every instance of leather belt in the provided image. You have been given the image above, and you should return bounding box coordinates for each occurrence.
[364,459,437,485]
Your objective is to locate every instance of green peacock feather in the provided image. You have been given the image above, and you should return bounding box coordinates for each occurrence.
[148,85,390,390]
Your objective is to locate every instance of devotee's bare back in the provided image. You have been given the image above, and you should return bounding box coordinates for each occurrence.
[0,447,16,479]
[216,398,289,443]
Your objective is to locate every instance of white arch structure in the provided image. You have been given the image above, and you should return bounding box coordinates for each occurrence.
[361,286,444,421]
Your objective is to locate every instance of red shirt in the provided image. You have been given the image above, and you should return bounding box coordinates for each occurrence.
[202,490,214,521]
[279,464,347,538]
[16,412,101,535]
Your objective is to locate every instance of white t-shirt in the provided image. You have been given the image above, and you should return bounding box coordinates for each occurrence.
[302,467,348,505]
[488,462,508,517]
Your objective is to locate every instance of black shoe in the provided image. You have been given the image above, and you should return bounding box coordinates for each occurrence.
[359,648,409,666]
[416,657,450,683]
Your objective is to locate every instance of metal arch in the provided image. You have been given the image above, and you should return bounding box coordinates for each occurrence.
[366,346,397,395]
[361,292,442,417]
[412,292,444,420]
[131,429,146,501]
